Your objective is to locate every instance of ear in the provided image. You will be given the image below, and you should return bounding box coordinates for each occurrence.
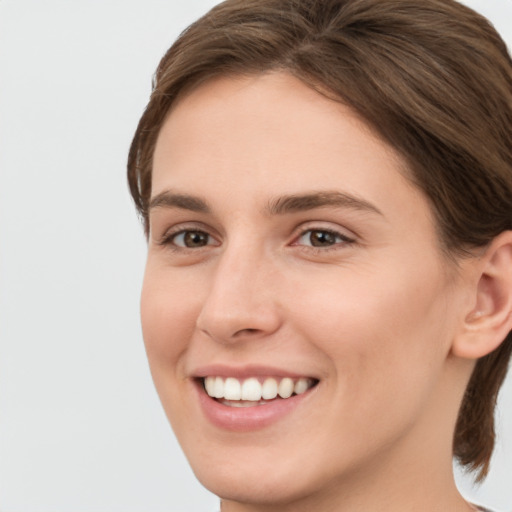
[452,231,512,359]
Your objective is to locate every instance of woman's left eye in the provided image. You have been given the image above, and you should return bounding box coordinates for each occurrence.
[170,230,215,248]
[295,229,353,248]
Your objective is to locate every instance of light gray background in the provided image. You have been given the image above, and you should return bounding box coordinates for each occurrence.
[0,1,510,511]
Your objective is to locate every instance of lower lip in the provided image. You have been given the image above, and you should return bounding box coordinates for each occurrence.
[194,380,315,432]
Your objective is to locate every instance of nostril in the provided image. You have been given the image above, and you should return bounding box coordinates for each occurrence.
[234,328,260,336]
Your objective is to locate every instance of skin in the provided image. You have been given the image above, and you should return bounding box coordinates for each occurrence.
[142,72,481,512]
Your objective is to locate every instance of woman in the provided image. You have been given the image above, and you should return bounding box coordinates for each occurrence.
[127,0,512,510]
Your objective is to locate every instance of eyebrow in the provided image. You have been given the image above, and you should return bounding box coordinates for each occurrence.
[149,191,210,213]
[148,190,383,217]
[266,191,383,216]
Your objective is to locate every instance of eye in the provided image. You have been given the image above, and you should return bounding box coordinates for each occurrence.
[295,229,352,248]
[170,230,215,248]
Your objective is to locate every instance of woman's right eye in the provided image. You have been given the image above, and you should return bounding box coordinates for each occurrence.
[167,230,216,249]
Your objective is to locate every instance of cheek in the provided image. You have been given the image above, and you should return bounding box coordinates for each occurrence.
[290,261,453,414]
[139,266,205,435]
[140,265,199,376]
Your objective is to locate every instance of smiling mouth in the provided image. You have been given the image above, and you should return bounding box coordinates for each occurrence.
[202,376,318,407]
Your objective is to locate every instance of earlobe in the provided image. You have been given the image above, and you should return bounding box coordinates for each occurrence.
[452,231,512,360]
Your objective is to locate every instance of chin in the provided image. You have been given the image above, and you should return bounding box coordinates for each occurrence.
[182,433,352,509]
[193,462,312,507]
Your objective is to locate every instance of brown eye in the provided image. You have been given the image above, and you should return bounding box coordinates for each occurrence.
[297,229,343,247]
[309,230,338,247]
[172,230,212,248]
[294,228,355,250]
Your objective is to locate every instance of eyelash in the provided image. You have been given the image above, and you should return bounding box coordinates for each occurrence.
[292,228,355,252]
[159,225,356,256]
[159,228,218,251]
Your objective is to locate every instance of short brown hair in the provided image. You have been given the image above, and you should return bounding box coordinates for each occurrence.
[128,0,512,479]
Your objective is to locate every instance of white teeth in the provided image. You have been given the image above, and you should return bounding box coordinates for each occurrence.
[204,376,216,396]
[278,377,294,398]
[261,378,278,399]
[241,378,262,401]
[220,399,269,408]
[203,376,315,402]
[294,378,309,395]
[213,376,224,399]
[224,377,241,400]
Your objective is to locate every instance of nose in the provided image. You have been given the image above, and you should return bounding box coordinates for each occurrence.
[196,244,282,344]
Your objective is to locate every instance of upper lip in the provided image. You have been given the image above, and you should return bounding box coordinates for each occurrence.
[191,364,318,380]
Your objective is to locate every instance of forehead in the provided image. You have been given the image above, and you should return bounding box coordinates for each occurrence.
[153,72,408,194]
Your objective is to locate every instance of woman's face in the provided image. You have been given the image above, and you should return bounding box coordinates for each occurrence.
[142,73,470,507]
